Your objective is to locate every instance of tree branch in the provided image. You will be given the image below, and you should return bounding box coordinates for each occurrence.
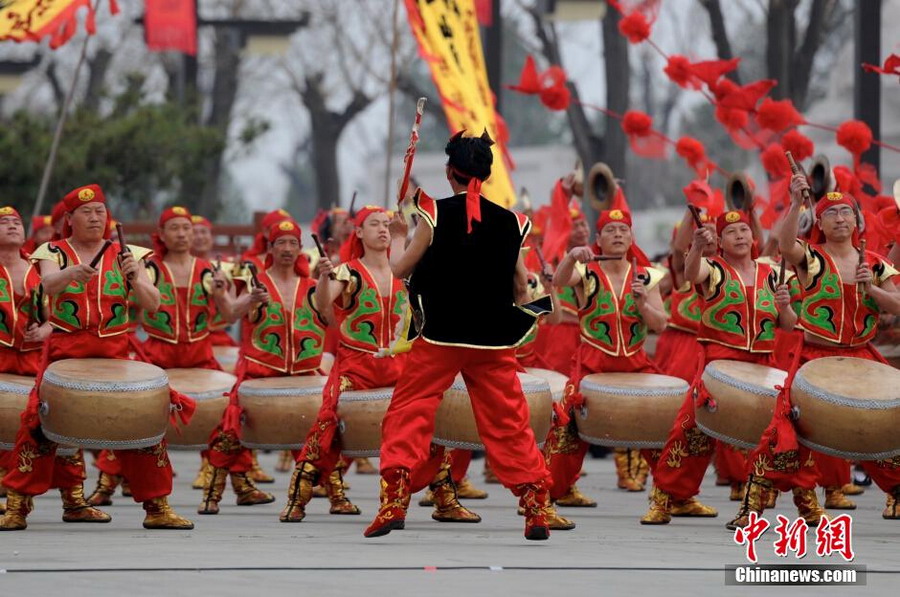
[790,0,834,109]
[697,0,741,84]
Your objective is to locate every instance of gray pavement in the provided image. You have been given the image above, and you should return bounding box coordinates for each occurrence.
[1,451,896,596]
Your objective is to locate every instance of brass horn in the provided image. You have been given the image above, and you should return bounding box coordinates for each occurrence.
[809,154,835,201]
[725,172,753,212]
[586,162,618,212]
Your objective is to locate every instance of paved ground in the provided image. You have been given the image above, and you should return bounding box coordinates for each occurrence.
[1,451,896,596]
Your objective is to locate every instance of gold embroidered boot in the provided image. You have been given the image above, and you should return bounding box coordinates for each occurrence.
[430,465,481,523]
[483,460,500,484]
[275,450,293,473]
[824,486,857,510]
[729,482,745,501]
[279,462,318,522]
[143,497,194,529]
[766,489,779,509]
[0,491,33,531]
[556,483,597,507]
[364,467,410,537]
[793,487,828,527]
[456,476,488,499]
[882,487,900,520]
[842,483,864,496]
[326,466,361,515]
[197,466,228,514]
[670,496,718,517]
[640,485,672,525]
[355,457,378,475]
[0,468,6,498]
[633,451,650,488]
[248,450,275,484]
[86,472,121,507]
[614,448,643,491]
[192,456,213,490]
[727,476,771,530]
[232,471,276,506]
[60,484,112,523]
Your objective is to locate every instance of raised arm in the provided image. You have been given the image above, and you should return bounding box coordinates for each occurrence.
[553,247,593,287]
[313,254,348,326]
[778,174,809,267]
[390,213,432,279]
[685,227,714,285]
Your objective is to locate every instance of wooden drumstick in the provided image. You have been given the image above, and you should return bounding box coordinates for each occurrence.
[88,240,112,269]
[777,258,786,287]
[311,233,337,281]
[534,246,554,284]
[114,222,135,283]
[212,253,225,289]
[785,151,813,212]
[592,255,623,262]
[687,205,704,228]
[244,261,268,306]
[859,239,868,299]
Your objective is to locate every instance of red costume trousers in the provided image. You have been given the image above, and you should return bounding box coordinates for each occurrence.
[652,344,773,501]
[380,340,550,493]
[3,332,175,501]
[653,328,702,383]
[543,343,660,500]
[534,321,580,376]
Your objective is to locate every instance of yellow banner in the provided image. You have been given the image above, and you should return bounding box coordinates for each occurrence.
[406,0,516,208]
[0,0,94,46]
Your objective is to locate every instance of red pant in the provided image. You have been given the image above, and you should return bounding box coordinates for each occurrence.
[653,344,774,501]
[653,328,702,383]
[534,321,580,376]
[2,332,175,501]
[209,329,237,347]
[380,340,550,493]
[543,343,660,499]
[141,336,222,370]
[297,347,407,476]
[0,345,42,377]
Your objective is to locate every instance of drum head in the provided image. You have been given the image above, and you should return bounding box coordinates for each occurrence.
[704,360,787,393]
[45,359,166,385]
[166,369,236,398]
[0,373,35,391]
[581,372,687,392]
[239,376,326,394]
[796,357,900,404]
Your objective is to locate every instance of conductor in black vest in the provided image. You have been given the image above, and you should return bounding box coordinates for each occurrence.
[364,130,554,541]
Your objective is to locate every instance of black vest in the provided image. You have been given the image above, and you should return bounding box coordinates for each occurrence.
[409,193,536,348]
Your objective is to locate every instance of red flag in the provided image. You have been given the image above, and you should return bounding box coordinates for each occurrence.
[145,0,197,56]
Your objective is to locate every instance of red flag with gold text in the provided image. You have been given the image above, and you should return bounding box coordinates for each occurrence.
[145,0,197,56]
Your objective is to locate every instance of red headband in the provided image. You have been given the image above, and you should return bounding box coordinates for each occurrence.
[596,209,632,231]
[0,206,23,221]
[50,200,67,227]
[191,214,213,229]
[31,215,52,231]
[810,192,861,246]
[62,184,106,213]
[715,210,753,236]
[152,206,193,257]
[261,209,292,231]
[450,165,485,234]
[345,206,389,262]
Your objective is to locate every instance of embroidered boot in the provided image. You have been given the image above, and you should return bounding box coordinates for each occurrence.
[0,491,33,531]
[355,457,378,475]
[326,465,360,515]
[232,471,276,506]
[197,466,228,514]
[143,497,194,529]
[824,486,857,510]
[555,483,597,507]
[727,476,771,530]
[86,472,121,507]
[429,465,480,523]
[640,485,672,525]
[614,448,643,491]
[364,467,410,537]
[882,487,900,520]
[793,487,828,527]
[60,484,111,523]
[279,461,318,522]
[192,456,213,490]
[248,450,274,484]
[517,482,551,541]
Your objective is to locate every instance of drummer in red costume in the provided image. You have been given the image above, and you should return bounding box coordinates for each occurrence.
[281,206,480,524]
[758,176,900,521]
[190,214,238,348]
[364,131,553,541]
[0,208,55,515]
[641,209,808,526]
[1,185,193,530]
[201,219,321,514]
[542,209,670,523]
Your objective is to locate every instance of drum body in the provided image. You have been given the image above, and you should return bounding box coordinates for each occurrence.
[39,359,170,450]
[164,368,236,450]
[337,387,394,457]
[792,357,900,460]
[577,373,688,448]
[238,376,325,450]
[213,346,239,374]
[697,360,787,449]
[875,344,900,369]
[524,368,568,403]
[0,373,35,450]
[432,373,553,451]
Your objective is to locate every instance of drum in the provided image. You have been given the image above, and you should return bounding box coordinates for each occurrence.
[525,368,568,403]
[238,376,325,450]
[875,344,900,369]
[164,368,236,450]
[213,346,239,374]
[792,357,900,460]
[577,373,688,448]
[320,353,335,374]
[697,360,787,449]
[0,373,35,451]
[337,387,395,457]
[39,359,170,450]
[432,373,553,451]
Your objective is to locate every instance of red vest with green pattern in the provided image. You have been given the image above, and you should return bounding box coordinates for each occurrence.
[667,283,701,333]
[798,243,894,346]
[557,286,579,316]
[243,274,325,374]
[35,241,133,337]
[579,262,655,357]
[698,256,778,353]
[0,263,43,351]
[335,259,407,354]
[143,257,215,343]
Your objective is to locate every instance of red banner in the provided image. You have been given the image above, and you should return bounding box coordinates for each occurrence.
[145,0,197,56]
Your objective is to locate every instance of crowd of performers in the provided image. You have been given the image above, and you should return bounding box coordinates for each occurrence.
[1,130,899,542]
